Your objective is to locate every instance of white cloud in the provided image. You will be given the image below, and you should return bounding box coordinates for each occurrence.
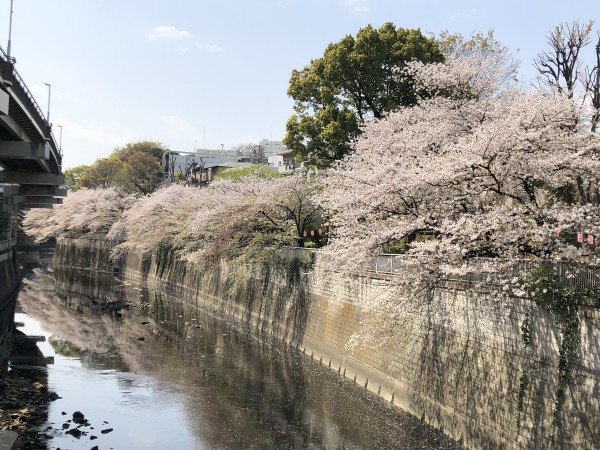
[195,43,225,53]
[448,8,479,21]
[146,26,192,40]
[342,0,369,13]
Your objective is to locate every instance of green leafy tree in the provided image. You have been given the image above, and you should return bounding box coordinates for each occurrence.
[119,151,164,195]
[284,22,444,168]
[79,158,124,189]
[64,164,91,191]
[78,141,168,195]
[111,141,167,162]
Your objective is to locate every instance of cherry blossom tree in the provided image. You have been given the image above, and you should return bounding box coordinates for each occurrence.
[319,48,600,304]
[23,188,133,243]
[103,172,323,267]
[184,173,323,265]
[107,183,207,255]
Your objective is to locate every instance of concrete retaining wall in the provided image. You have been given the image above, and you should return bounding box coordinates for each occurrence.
[54,238,600,450]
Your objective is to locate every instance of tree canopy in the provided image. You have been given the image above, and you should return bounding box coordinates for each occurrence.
[78,141,168,195]
[284,22,444,168]
[64,165,91,191]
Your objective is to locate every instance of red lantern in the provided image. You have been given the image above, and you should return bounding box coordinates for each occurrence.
[303,231,307,237]
[588,235,594,245]
[577,233,584,243]
[554,231,560,238]
[318,229,323,235]
[310,230,315,237]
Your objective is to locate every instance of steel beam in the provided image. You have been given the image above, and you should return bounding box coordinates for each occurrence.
[19,203,54,209]
[0,172,64,185]
[0,141,50,159]
[12,195,62,204]
[17,186,67,197]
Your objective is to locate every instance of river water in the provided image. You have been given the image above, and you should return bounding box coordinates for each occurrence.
[13,266,462,450]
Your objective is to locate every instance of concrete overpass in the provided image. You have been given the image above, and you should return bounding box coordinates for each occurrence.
[1,44,66,374]
[0,46,65,213]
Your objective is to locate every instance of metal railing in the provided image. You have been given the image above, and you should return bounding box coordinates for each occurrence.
[291,247,600,291]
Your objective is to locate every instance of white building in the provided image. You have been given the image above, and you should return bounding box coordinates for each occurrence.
[259,139,287,158]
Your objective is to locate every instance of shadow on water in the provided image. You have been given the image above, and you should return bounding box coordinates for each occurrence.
[16,266,463,450]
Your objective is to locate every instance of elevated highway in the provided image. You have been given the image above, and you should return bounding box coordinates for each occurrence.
[0,46,65,213]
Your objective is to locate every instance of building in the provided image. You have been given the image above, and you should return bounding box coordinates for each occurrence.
[259,139,287,158]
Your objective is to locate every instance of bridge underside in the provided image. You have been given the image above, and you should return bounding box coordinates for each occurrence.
[1,57,65,211]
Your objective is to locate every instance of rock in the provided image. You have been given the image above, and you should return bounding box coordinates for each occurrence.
[72,411,85,424]
[100,428,113,434]
[90,435,98,440]
[66,428,82,438]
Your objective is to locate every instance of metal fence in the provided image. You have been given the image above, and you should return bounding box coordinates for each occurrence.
[290,247,600,291]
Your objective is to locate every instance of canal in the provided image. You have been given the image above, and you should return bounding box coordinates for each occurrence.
[13,265,462,449]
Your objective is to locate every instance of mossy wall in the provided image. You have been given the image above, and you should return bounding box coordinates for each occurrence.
[54,238,600,450]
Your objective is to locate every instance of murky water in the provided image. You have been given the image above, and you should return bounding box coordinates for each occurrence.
[14,266,462,450]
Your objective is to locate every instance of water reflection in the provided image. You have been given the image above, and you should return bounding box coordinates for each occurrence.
[17,267,462,449]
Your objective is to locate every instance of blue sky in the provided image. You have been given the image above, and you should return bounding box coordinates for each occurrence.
[1,0,598,169]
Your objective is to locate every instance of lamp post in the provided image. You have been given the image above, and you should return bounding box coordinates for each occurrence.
[57,124,63,152]
[7,0,14,60]
[44,82,51,123]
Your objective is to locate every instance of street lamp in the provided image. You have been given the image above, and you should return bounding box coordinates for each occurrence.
[57,124,63,152]
[7,0,14,60]
[44,82,51,123]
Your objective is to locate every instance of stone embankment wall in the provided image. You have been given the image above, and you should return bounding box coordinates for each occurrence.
[0,241,18,365]
[55,238,600,450]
